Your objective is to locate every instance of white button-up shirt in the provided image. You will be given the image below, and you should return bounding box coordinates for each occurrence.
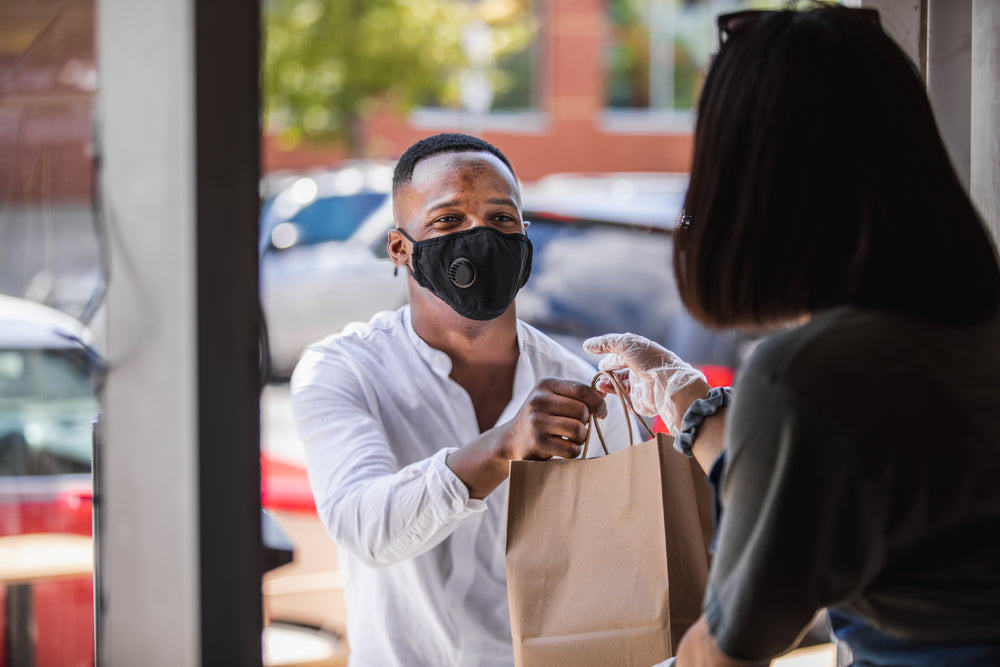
[290,306,631,667]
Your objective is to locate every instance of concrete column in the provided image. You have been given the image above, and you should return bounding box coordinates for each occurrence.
[971,0,1000,242]
[927,0,972,191]
[856,0,926,76]
[97,0,263,663]
[97,0,200,663]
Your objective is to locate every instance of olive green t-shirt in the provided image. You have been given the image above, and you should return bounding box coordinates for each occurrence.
[704,307,1000,661]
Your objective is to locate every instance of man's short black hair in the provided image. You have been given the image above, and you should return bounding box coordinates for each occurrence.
[392,133,515,195]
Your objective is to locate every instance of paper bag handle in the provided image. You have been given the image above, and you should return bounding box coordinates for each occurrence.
[582,371,657,458]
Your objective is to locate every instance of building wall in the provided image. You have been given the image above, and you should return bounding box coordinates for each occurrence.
[263,0,695,183]
[0,0,96,203]
[3,0,697,198]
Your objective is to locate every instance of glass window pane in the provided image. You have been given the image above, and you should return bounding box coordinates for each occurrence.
[604,0,741,112]
[486,1,539,111]
[606,0,652,108]
[1,1,99,664]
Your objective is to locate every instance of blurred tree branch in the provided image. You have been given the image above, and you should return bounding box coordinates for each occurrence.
[263,0,470,155]
[263,0,536,156]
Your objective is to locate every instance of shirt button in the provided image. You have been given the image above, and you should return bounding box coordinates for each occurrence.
[452,499,464,511]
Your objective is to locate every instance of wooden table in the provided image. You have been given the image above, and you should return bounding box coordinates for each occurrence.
[0,533,94,667]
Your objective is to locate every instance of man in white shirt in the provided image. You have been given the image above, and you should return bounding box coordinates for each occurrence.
[291,133,629,667]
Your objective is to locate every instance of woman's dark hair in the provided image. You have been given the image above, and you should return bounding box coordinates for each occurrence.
[675,6,1000,328]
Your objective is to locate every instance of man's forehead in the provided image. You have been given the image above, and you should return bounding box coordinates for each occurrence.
[393,149,520,224]
[409,150,515,184]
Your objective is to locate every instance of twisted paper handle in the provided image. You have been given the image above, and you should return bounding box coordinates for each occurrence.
[581,371,657,458]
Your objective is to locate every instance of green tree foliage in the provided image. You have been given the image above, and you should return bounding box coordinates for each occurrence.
[263,0,471,154]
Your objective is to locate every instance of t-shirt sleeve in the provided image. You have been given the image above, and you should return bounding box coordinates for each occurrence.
[704,372,891,661]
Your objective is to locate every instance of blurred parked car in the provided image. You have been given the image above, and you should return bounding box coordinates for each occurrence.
[520,171,689,228]
[0,294,347,666]
[0,294,102,667]
[518,172,744,370]
[260,171,752,379]
[259,161,397,377]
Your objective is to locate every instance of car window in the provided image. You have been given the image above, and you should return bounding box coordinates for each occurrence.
[279,192,387,248]
[0,348,98,476]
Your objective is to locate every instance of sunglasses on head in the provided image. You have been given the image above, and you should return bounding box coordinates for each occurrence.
[716,7,881,50]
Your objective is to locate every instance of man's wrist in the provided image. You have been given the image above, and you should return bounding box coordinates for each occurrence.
[446,428,511,500]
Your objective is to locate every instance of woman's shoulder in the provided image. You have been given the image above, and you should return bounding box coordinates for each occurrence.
[739,308,860,383]
[742,306,1000,399]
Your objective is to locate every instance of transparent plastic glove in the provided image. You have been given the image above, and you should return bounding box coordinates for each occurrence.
[583,332,706,429]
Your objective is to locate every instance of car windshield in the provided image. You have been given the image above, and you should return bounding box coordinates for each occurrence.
[0,348,98,476]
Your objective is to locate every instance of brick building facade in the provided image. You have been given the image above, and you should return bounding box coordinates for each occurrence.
[1,0,696,208]
[263,0,696,183]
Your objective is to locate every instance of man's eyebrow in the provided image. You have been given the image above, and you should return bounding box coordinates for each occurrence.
[425,196,519,210]
[425,198,461,211]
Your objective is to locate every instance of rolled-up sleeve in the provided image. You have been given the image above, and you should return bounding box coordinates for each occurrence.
[291,347,485,568]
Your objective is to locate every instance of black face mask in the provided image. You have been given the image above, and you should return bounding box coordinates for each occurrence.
[397,226,533,321]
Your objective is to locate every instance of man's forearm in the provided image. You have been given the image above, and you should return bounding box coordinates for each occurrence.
[318,451,479,567]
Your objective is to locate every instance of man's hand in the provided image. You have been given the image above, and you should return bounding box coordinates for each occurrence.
[447,378,607,499]
[496,377,608,461]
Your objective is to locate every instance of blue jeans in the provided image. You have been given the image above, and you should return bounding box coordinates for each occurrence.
[829,608,1000,667]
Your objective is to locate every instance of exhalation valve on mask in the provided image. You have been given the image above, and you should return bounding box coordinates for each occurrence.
[448,258,477,288]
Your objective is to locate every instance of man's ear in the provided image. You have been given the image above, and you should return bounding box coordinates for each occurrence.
[387,228,409,272]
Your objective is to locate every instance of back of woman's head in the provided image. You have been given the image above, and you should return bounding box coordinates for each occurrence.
[676,5,1000,328]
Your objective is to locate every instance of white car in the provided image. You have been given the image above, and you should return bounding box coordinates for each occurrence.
[0,294,102,481]
[259,162,400,378]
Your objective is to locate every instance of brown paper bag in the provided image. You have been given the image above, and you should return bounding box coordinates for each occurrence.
[505,372,714,667]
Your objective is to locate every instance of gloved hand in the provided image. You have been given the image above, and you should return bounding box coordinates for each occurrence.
[583,332,706,429]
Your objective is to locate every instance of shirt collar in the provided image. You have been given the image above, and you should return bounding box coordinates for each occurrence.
[402,305,454,378]
[402,306,537,397]
[499,321,535,424]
